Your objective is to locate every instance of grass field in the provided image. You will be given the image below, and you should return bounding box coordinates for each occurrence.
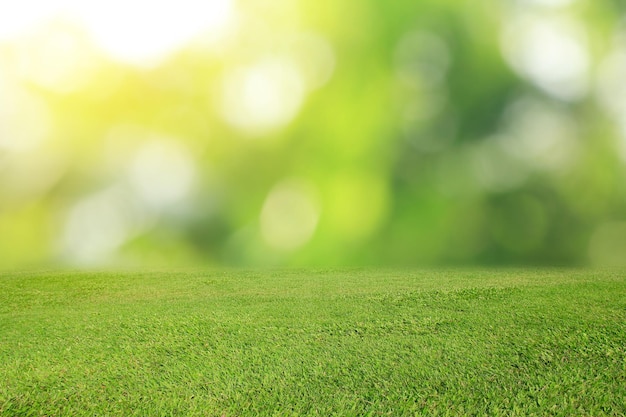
[0,268,625,416]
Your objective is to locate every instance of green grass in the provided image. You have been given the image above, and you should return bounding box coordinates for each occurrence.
[0,268,625,416]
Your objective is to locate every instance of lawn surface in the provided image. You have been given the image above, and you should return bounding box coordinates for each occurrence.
[0,268,625,416]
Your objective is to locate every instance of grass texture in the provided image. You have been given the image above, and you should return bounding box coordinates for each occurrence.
[0,268,625,416]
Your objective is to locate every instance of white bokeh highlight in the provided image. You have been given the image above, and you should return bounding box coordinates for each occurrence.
[260,179,320,251]
[128,138,196,209]
[471,138,530,192]
[499,97,579,172]
[501,15,589,100]
[69,0,235,67]
[0,0,236,67]
[220,57,306,135]
[62,186,147,264]
[0,1,59,41]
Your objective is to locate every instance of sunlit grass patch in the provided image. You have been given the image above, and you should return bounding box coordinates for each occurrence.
[1,268,625,416]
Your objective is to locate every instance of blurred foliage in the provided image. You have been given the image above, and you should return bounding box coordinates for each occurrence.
[1,0,626,268]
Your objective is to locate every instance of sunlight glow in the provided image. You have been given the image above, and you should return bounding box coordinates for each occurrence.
[14,26,97,93]
[0,1,59,41]
[502,15,589,100]
[70,0,235,67]
[0,0,235,67]
[220,57,306,136]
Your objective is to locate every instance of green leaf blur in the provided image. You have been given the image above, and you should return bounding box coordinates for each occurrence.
[1,0,625,268]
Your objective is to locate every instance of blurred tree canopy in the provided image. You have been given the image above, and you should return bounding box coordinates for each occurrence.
[1,0,626,268]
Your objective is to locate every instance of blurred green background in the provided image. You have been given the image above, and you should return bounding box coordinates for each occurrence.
[1,0,626,269]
